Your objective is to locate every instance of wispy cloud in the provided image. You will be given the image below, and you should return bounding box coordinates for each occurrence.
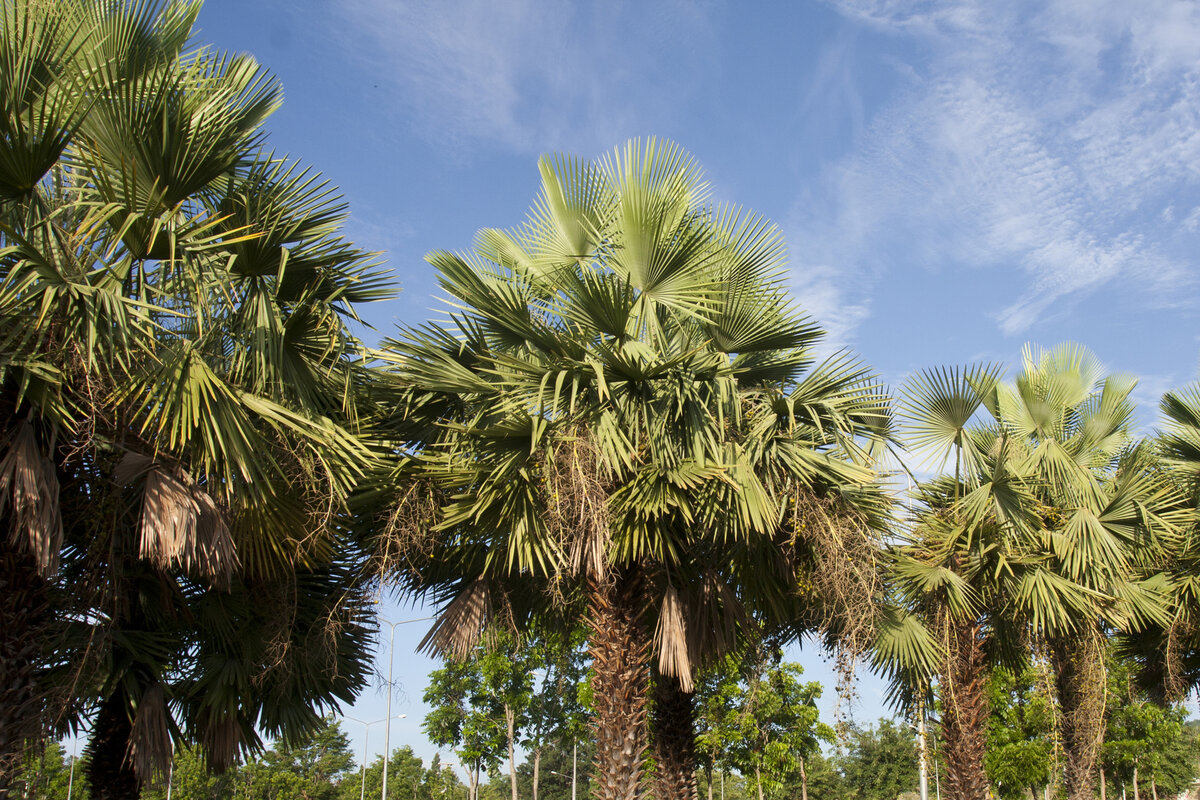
[800,0,1200,339]
[328,0,720,158]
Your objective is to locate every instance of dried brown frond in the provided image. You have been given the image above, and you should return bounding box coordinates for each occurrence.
[0,419,63,577]
[128,683,173,785]
[653,585,692,692]
[117,455,239,587]
[543,430,611,582]
[201,716,244,774]
[682,570,747,668]
[418,578,493,660]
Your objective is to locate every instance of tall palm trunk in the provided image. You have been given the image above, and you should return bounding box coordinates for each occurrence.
[0,543,50,793]
[652,675,699,800]
[940,619,989,800]
[87,692,141,800]
[588,567,650,800]
[1050,627,1105,800]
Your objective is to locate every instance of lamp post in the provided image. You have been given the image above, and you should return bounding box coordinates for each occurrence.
[379,615,432,800]
[66,737,78,800]
[346,714,408,800]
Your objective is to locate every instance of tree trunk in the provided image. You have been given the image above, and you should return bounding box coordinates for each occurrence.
[705,765,713,800]
[754,765,763,800]
[1132,765,1139,800]
[1100,769,1107,800]
[0,543,50,794]
[652,674,699,800]
[87,692,141,800]
[588,568,650,800]
[799,756,808,800]
[507,706,519,800]
[1050,628,1106,800]
[940,619,990,800]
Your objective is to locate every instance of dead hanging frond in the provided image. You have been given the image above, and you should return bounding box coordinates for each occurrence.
[128,682,173,785]
[654,585,693,692]
[543,430,611,582]
[200,715,245,774]
[374,476,441,583]
[115,453,239,587]
[682,570,748,668]
[418,578,493,660]
[0,418,63,576]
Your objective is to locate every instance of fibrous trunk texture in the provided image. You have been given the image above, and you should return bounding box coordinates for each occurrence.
[588,568,650,800]
[87,692,141,800]
[940,619,990,800]
[1051,628,1105,800]
[652,675,699,800]
[0,543,50,794]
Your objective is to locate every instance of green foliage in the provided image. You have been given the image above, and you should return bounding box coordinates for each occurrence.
[422,632,538,791]
[1102,653,1199,798]
[983,666,1055,799]
[338,745,456,800]
[422,629,591,800]
[838,719,919,800]
[10,741,85,800]
[694,643,833,799]
[514,738,593,800]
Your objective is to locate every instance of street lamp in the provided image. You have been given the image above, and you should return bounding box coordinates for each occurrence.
[345,714,408,800]
[66,737,79,800]
[379,615,433,800]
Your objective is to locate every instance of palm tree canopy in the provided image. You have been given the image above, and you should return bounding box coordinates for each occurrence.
[0,0,390,783]
[383,139,893,688]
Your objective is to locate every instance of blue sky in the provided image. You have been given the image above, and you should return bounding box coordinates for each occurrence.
[188,0,1200,770]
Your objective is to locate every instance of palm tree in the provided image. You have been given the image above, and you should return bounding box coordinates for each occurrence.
[885,345,1180,800]
[382,139,892,800]
[1119,385,1200,704]
[0,1,389,794]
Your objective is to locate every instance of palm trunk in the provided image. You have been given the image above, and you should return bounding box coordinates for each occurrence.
[87,692,141,800]
[940,619,989,800]
[0,543,50,793]
[1050,628,1105,800]
[652,675,699,800]
[588,567,650,800]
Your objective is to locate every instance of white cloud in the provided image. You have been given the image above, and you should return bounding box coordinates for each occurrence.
[802,0,1200,340]
[327,0,720,157]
